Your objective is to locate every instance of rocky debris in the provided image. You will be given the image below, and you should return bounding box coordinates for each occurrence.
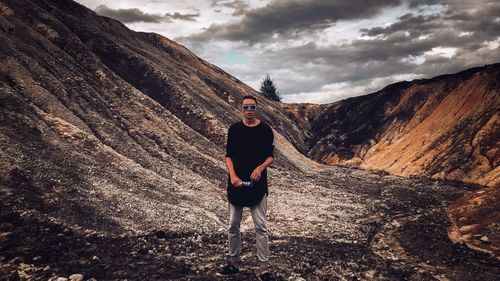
[287,273,306,281]
[68,273,84,281]
[448,185,500,259]
[2,169,499,280]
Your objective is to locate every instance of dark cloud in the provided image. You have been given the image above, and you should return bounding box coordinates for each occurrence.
[359,3,500,53]
[362,2,500,41]
[447,4,500,38]
[360,13,440,37]
[263,33,438,67]
[186,0,400,43]
[94,5,200,23]
[166,12,199,22]
[94,5,166,23]
[211,0,250,16]
[408,0,444,8]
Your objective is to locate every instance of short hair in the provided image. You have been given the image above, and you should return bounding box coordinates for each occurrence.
[241,95,257,105]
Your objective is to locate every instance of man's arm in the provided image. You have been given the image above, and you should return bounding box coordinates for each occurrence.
[226,157,242,186]
[250,156,273,181]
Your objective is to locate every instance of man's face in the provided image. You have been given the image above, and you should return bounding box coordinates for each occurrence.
[241,98,257,120]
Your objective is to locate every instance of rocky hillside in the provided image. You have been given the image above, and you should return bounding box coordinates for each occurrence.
[448,185,499,260]
[284,64,500,187]
[0,0,318,234]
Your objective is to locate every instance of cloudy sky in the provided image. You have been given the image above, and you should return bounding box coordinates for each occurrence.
[75,0,500,104]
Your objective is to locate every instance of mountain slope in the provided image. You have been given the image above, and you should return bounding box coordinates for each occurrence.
[0,0,317,234]
[285,64,500,187]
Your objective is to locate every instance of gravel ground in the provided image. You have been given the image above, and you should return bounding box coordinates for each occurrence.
[1,167,499,280]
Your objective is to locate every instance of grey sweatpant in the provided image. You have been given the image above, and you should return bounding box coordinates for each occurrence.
[228,195,269,265]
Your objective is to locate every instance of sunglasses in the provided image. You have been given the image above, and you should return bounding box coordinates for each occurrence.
[242,104,256,110]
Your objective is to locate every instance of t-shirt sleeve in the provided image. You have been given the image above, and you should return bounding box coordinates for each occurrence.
[225,126,236,158]
[264,126,274,158]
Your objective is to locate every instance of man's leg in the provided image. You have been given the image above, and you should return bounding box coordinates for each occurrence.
[250,195,269,271]
[228,202,244,264]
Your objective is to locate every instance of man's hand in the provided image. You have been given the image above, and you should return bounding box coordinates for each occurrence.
[250,166,263,181]
[230,175,243,187]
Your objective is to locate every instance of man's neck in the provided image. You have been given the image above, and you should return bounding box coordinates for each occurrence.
[242,118,260,127]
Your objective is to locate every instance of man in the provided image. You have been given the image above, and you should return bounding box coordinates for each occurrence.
[217,95,275,280]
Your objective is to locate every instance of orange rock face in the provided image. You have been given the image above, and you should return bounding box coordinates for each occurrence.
[448,186,500,258]
[286,65,500,187]
[361,73,499,187]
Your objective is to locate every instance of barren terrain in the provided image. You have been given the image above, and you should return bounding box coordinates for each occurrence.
[0,0,499,280]
[2,166,499,280]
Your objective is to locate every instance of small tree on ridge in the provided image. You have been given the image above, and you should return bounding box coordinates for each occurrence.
[259,74,282,102]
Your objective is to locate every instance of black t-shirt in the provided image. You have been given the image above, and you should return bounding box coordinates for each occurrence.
[225,121,274,207]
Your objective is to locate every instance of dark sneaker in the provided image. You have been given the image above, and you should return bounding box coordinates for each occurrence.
[258,271,275,281]
[216,263,239,276]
